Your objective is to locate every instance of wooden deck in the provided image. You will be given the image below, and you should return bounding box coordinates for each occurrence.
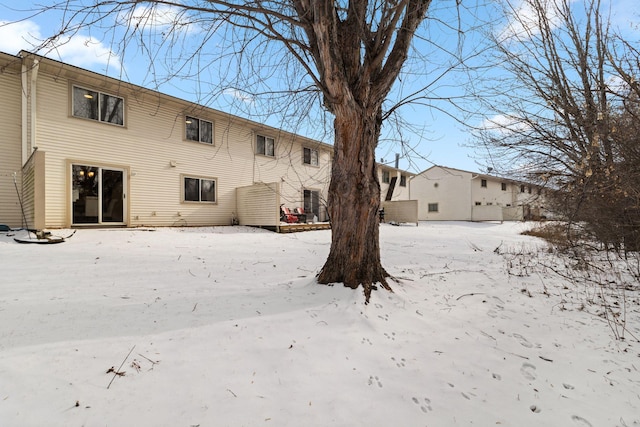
[278,222,331,233]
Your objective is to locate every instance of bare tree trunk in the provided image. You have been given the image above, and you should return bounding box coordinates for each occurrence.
[317,105,390,302]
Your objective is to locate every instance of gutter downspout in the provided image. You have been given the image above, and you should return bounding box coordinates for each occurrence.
[30,58,40,158]
[20,56,39,166]
[21,60,27,166]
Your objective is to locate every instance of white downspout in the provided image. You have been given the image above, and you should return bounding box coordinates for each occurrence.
[21,60,28,165]
[20,56,39,165]
[30,59,39,157]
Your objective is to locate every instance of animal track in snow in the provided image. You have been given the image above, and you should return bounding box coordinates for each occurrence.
[383,332,396,341]
[368,375,383,388]
[361,337,373,346]
[412,397,432,413]
[563,383,575,390]
[520,362,537,381]
[377,313,389,321]
[390,356,406,368]
[571,415,593,426]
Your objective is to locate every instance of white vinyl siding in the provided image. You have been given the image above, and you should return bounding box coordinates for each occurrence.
[0,61,23,228]
[25,65,332,228]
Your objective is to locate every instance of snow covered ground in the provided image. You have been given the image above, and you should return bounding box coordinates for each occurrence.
[0,221,638,427]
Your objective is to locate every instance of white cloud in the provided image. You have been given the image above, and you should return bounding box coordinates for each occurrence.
[496,0,579,43]
[481,113,532,135]
[0,20,42,54]
[223,88,255,104]
[123,4,199,35]
[0,20,121,71]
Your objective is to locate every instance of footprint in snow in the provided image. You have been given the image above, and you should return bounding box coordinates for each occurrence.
[368,375,383,388]
[571,415,593,426]
[412,397,432,413]
[391,356,406,368]
[520,362,537,381]
[512,333,534,348]
[383,332,396,341]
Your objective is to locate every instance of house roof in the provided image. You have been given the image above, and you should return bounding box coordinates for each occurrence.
[417,165,538,186]
[377,162,416,177]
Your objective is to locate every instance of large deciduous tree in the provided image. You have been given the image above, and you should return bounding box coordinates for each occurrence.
[44,1,435,301]
[472,0,640,252]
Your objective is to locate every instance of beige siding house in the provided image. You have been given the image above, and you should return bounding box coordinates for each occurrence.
[0,51,332,229]
[0,53,23,228]
[410,166,547,221]
[377,164,418,224]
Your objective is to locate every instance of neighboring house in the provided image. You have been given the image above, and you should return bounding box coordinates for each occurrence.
[378,164,413,202]
[378,164,418,224]
[0,50,332,230]
[410,166,548,221]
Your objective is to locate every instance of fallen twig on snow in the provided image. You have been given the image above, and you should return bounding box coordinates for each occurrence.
[107,345,136,389]
[456,292,486,301]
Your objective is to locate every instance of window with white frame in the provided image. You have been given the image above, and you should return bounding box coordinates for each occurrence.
[428,203,439,213]
[72,85,124,125]
[382,170,390,183]
[183,176,216,203]
[399,174,407,187]
[481,179,487,188]
[256,134,275,157]
[303,147,319,166]
[501,182,507,191]
[185,116,213,144]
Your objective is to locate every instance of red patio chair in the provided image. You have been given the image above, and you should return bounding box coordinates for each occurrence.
[280,205,299,223]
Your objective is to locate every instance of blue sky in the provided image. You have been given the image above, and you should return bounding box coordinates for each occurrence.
[0,1,637,174]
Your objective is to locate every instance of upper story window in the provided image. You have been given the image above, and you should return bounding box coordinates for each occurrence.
[520,184,526,193]
[72,85,124,126]
[501,182,507,191]
[481,179,487,188]
[256,134,275,157]
[185,116,213,144]
[399,174,407,187]
[303,147,319,166]
[382,170,390,184]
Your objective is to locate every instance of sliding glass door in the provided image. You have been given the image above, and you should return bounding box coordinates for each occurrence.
[72,164,125,225]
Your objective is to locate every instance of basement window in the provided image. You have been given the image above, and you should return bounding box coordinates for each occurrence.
[428,203,439,213]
